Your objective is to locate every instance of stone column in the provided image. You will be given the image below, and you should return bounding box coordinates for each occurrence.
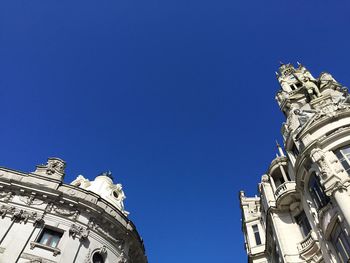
[279,164,289,183]
[332,187,350,230]
[269,176,277,193]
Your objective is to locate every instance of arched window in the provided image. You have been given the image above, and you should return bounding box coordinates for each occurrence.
[308,173,329,210]
[92,252,104,263]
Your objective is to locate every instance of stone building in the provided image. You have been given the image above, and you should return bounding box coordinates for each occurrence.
[239,63,350,263]
[0,158,147,263]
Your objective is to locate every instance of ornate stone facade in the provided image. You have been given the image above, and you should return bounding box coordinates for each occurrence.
[0,157,147,263]
[240,64,350,263]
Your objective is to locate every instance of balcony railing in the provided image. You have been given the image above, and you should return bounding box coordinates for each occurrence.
[275,181,296,199]
[298,232,314,252]
[297,232,321,260]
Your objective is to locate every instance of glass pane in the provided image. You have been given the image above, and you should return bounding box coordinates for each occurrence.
[254,232,261,245]
[339,232,350,257]
[92,253,104,263]
[39,232,50,245]
[335,150,344,160]
[341,159,350,171]
[50,236,60,247]
[38,228,62,248]
[341,147,350,155]
[336,240,348,263]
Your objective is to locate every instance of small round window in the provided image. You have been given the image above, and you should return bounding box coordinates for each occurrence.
[92,252,104,263]
[113,191,119,199]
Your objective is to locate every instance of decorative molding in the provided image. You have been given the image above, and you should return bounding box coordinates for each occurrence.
[0,204,14,218]
[69,224,89,240]
[310,148,332,180]
[0,192,13,202]
[21,252,57,263]
[30,241,61,256]
[19,193,45,206]
[88,217,126,248]
[325,180,348,197]
[46,159,65,175]
[11,209,31,224]
[84,246,108,263]
[53,205,79,220]
[32,212,45,227]
[118,252,128,263]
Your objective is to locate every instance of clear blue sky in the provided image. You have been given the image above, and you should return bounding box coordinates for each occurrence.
[1,1,350,262]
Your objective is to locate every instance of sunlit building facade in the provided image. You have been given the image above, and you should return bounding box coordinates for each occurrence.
[239,63,350,263]
[0,158,147,263]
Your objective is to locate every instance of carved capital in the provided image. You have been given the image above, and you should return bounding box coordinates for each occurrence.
[69,224,89,241]
[32,212,45,227]
[325,180,348,197]
[11,209,30,224]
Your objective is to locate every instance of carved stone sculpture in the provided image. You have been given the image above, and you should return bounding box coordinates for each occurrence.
[69,224,89,240]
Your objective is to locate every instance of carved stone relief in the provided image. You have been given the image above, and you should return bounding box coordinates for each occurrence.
[11,209,31,224]
[69,224,89,240]
[88,217,126,250]
[52,205,79,220]
[46,159,65,175]
[0,205,14,218]
[0,191,13,202]
[19,194,45,206]
[310,148,333,180]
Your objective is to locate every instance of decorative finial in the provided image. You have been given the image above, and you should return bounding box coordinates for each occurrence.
[276,140,285,157]
[99,171,114,180]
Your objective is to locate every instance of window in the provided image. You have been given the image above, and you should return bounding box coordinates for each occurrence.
[38,228,63,248]
[92,252,104,263]
[335,146,350,175]
[113,191,119,199]
[308,174,329,210]
[295,211,311,237]
[331,221,350,263]
[291,144,299,157]
[295,82,303,89]
[252,224,261,245]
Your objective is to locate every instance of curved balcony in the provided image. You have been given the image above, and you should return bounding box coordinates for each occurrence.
[297,232,321,261]
[275,181,297,209]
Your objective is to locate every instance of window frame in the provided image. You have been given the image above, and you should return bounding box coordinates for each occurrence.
[330,221,350,263]
[92,252,105,263]
[308,173,329,211]
[295,211,312,238]
[252,224,262,246]
[335,146,350,175]
[37,227,63,248]
[30,226,63,256]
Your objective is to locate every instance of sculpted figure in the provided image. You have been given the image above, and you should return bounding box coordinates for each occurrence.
[302,76,321,100]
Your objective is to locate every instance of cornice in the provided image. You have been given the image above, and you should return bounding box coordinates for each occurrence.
[297,109,350,141]
[0,168,147,261]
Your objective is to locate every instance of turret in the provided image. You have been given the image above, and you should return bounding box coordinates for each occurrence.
[275,63,316,116]
[71,171,129,216]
